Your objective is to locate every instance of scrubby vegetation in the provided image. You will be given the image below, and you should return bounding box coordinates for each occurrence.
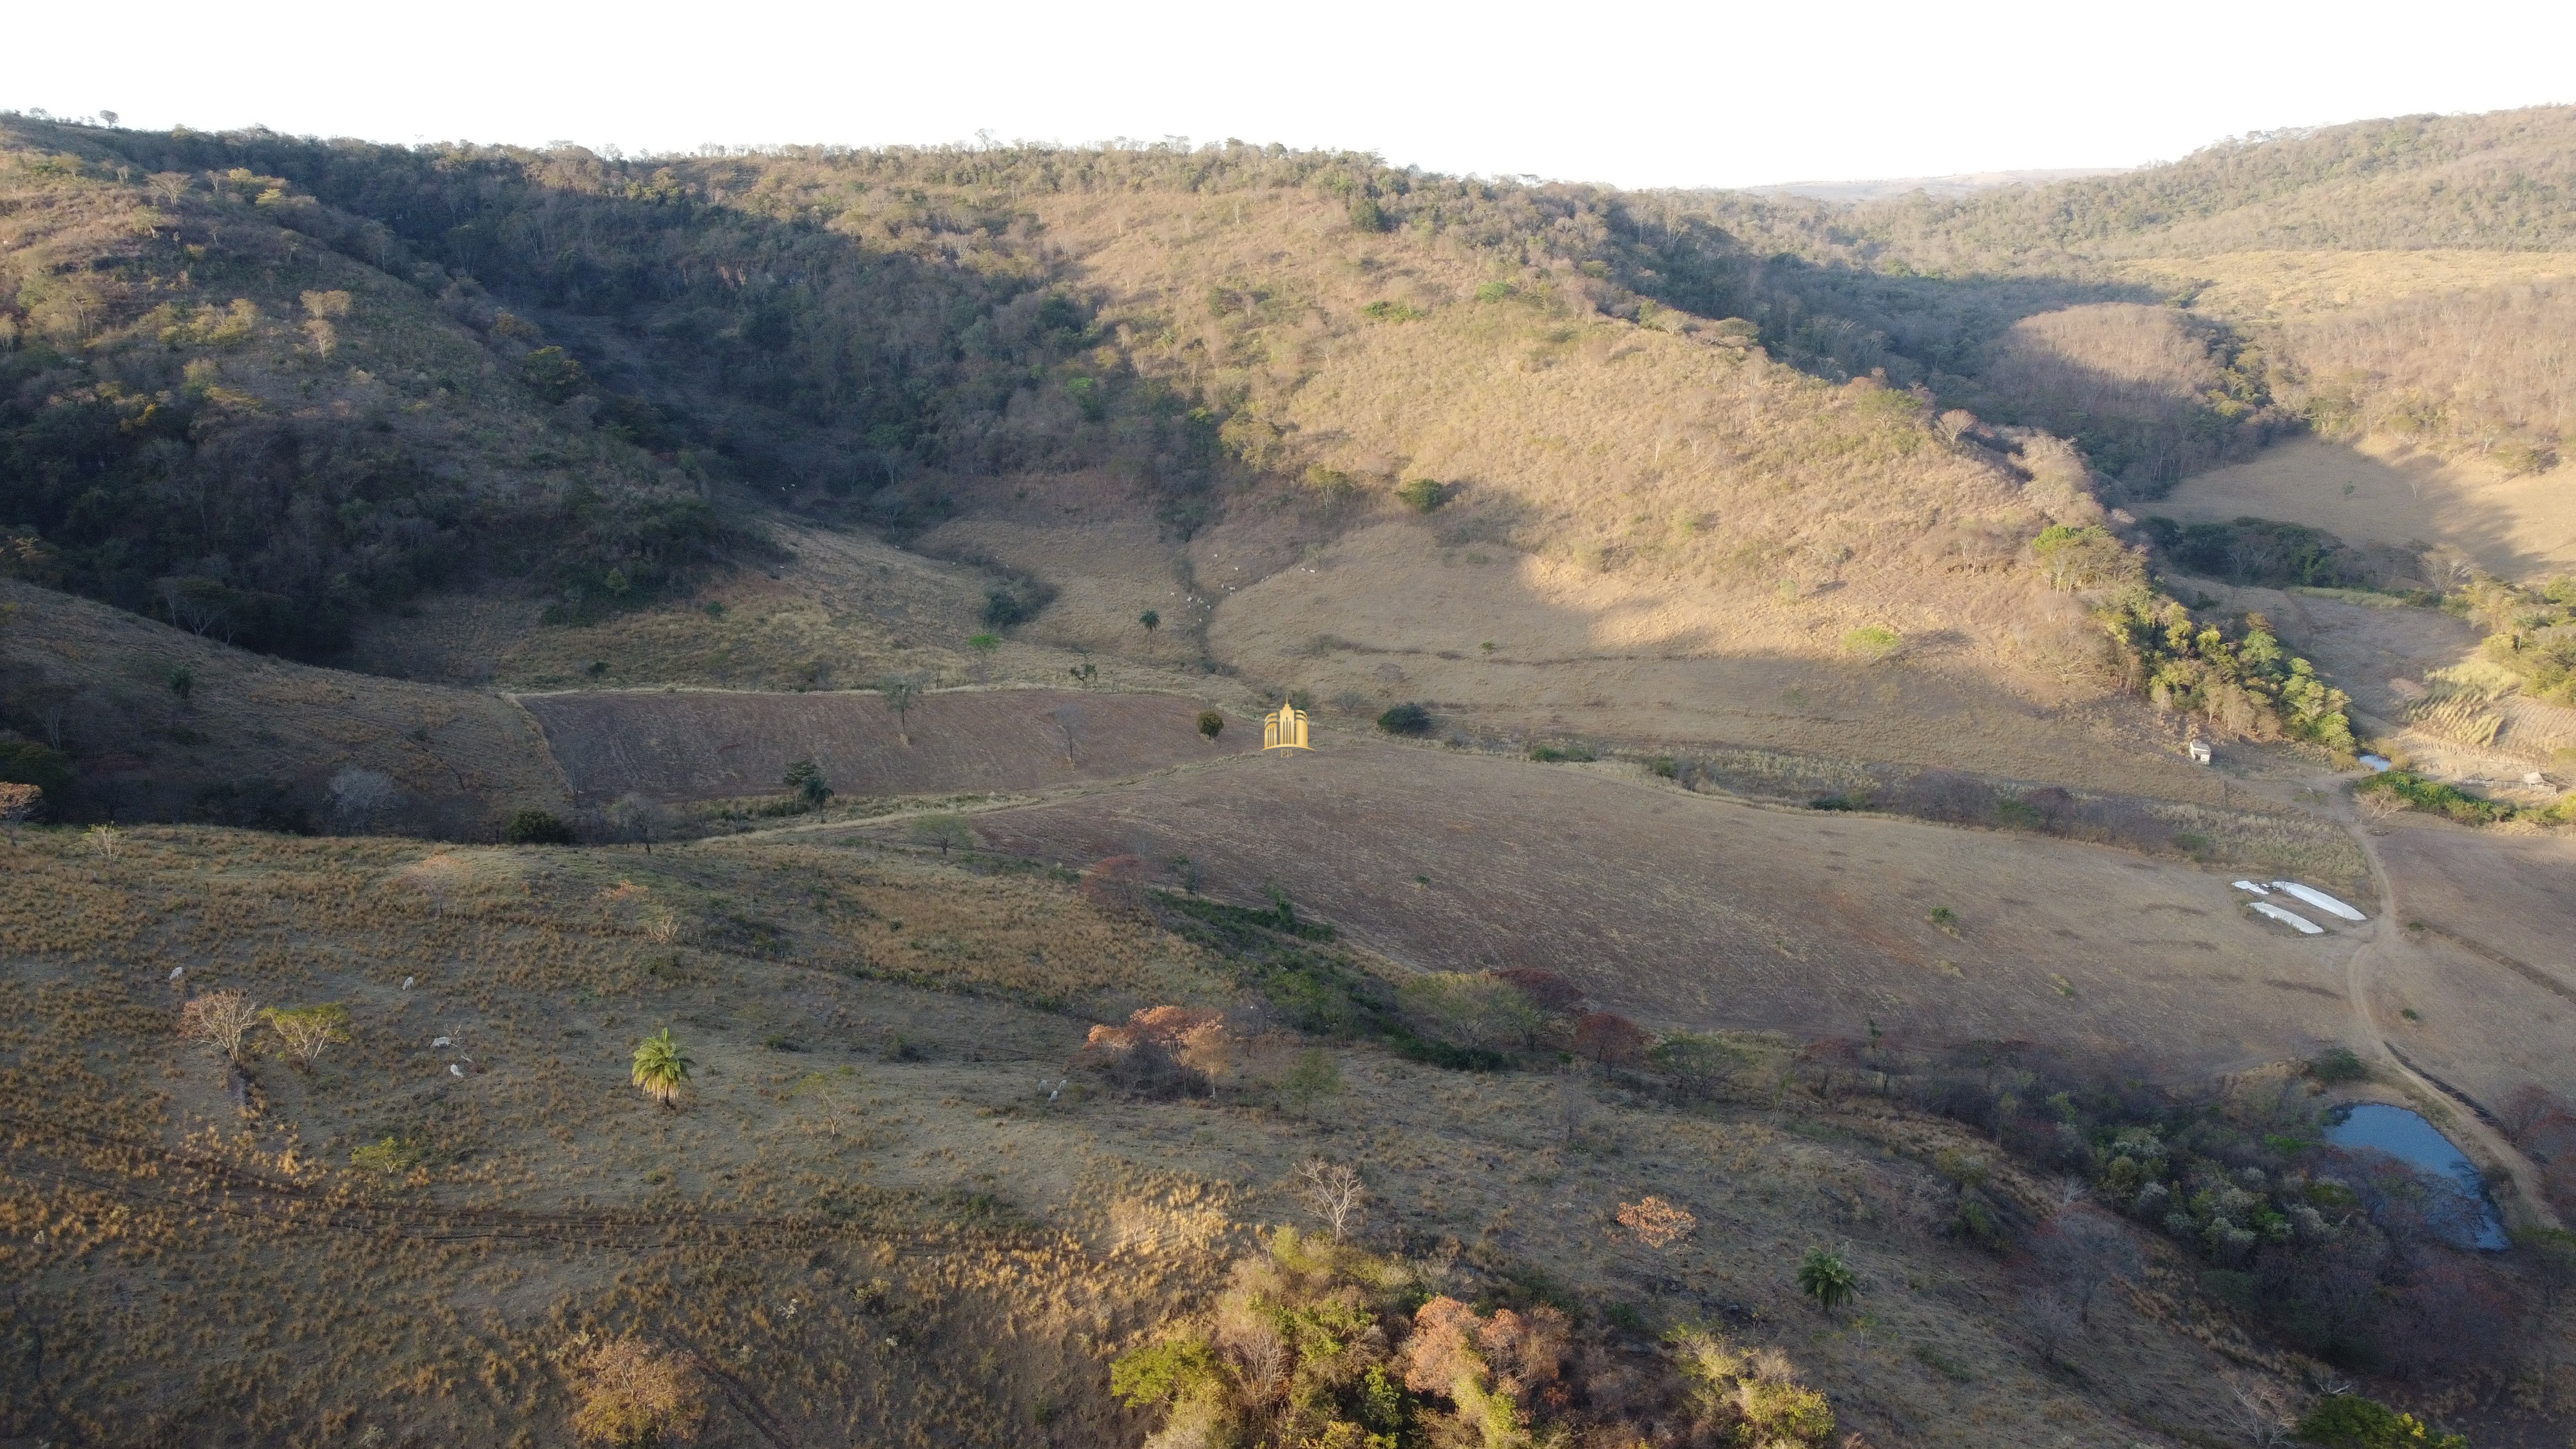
[1111,1227,1845,1448]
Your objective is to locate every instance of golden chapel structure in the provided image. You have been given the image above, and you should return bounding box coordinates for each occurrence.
[1262,697,1312,752]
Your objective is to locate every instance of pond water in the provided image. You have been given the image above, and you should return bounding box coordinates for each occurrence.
[2324,1103,2511,1249]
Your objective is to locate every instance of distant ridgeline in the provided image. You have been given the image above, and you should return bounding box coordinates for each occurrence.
[9,109,2558,749]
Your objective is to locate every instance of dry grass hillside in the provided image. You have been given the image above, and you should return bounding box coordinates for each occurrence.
[6,821,2554,1447]
[926,739,2367,1076]
[1,579,566,832]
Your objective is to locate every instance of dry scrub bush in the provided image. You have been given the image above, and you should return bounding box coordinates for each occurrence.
[570,1336,704,1446]
[0,781,39,829]
[1666,1326,1838,1448]
[1397,972,1540,1051]
[179,990,260,1063]
[1086,1005,1230,1097]
[1615,1195,1697,1250]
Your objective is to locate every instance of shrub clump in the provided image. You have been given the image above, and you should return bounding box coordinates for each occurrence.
[2356,769,2519,825]
[1376,703,1432,735]
[504,808,578,846]
[1110,1229,1841,1449]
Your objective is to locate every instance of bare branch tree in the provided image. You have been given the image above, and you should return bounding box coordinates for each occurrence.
[2223,1370,2301,1448]
[262,1003,350,1071]
[1292,1158,1366,1241]
[180,991,261,1063]
[329,768,398,835]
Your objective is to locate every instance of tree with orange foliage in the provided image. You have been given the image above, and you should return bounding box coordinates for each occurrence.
[1574,1011,1648,1068]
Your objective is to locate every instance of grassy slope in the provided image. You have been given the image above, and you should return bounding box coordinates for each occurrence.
[1,821,2345,1447]
[0,579,567,832]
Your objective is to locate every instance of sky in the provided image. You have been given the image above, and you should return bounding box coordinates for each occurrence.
[12,0,2574,189]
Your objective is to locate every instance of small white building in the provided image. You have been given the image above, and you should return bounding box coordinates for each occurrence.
[2187,739,2213,764]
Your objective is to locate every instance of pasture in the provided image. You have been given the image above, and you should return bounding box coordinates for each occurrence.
[519,687,1251,806]
[915,739,2364,1077]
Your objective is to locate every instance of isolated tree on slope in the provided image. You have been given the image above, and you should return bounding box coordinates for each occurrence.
[631,1028,694,1108]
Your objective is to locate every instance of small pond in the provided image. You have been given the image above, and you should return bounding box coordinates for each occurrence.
[2324,1103,2510,1250]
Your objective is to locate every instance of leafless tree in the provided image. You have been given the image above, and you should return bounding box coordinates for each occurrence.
[2028,1208,2142,1327]
[2223,1371,2301,1448]
[2021,1284,2085,1365]
[1051,703,1083,764]
[180,991,261,1063]
[1556,1066,1589,1144]
[1292,1158,1366,1241]
[330,768,398,834]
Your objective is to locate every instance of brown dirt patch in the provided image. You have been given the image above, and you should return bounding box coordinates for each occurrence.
[931,738,2356,1074]
[519,686,1250,805]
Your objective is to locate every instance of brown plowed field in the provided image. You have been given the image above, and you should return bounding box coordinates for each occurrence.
[517,686,1253,804]
[921,738,2361,1074]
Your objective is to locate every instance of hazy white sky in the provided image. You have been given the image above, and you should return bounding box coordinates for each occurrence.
[13,1,2573,188]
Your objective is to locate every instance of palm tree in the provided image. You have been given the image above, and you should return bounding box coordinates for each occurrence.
[1798,1246,1857,1315]
[630,1028,693,1108]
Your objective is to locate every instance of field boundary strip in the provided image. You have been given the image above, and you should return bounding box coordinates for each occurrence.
[0,1114,1062,1258]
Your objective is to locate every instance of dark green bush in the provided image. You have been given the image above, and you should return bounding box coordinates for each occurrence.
[0,739,74,800]
[2308,1046,2367,1083]
[504,808,577,845]
[2358,770,2515,824]
[1376,703,1431,735]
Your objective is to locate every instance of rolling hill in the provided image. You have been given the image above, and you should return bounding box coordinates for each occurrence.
[5,103,2576,1448]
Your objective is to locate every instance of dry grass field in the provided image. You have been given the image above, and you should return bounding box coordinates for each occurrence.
[902,738,2367,1078]
[2363,817,2576,1103]
[520,687,1253,807]
[2110,251,2576,325]
[0,822,2381,1448]
[2157,437,2576,582]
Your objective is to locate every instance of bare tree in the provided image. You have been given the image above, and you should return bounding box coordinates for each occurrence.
[1556,1066,1588,1144]
[2021,1284,2085,1365]
[1292,1159,1366,1241]
[262,1003,350,1071]
[1051,703,1083,764]
[330,768,399,834]
[180,991,260,1063]
[2222,1371,2301,1448]
[2028,1208,2142,1327]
